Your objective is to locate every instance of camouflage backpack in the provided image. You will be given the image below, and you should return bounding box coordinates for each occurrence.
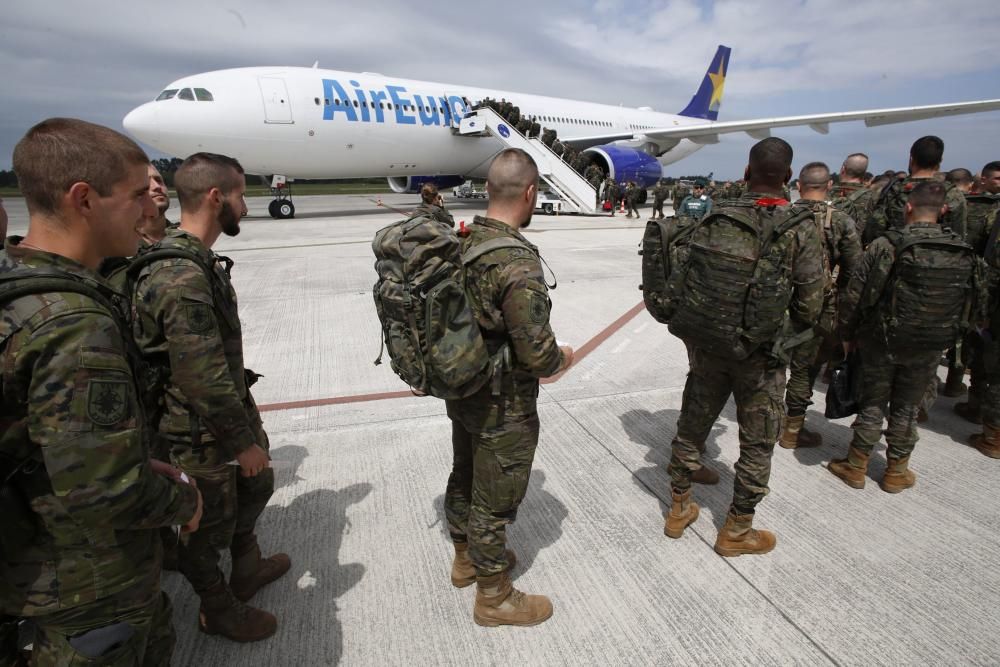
[831,185,871,235]
[876,229,977,353]
[866,178,959,245]
[963,194,1000,256]
[0,269,129,558]
[666,202,815,360]
[372,214,523,399]
[639,214,702,323]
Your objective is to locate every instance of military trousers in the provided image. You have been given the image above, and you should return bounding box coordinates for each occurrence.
[784,334,824,417]
[30,578,174,667]
[169,403,274,593]
[627,201,639,218]
[850,343,940,460]
[652,199,666,219]
[444,386,540,577]
[978,337,1000,425]
[669,345,786,515]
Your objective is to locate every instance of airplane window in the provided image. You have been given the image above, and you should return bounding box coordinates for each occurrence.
[155,89,178,101]
[387,103,393,110]
[178,88,195,101]
[379,102,384,109]
[353,100,359,107]
[194,88,214,102]
[314,97,320,106]
[324,98,330,106]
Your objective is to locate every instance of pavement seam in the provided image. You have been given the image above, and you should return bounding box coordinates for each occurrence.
[546,393,842,667]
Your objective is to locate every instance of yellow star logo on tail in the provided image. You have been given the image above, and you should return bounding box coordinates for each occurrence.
[708,65,726,110]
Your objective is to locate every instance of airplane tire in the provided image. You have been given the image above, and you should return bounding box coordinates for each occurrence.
[542,203,554,215]
[268,200,280,219]
[278,201,295,219]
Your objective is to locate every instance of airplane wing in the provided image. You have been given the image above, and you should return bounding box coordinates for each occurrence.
[565,99,1000,149]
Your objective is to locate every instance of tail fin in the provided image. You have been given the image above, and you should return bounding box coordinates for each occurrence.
[678,45,731,121]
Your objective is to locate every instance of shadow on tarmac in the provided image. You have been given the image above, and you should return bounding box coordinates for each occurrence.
[429,468,568,578]
[255,482,372,666]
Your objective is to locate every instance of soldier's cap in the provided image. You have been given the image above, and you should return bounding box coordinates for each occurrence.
[694,179,707,187]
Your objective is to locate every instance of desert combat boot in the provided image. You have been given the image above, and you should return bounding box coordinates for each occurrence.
[969,423,1000,459]
[827,446,870,489]
[229,533,291,602]
[197,580,277,643]
[779,414,822,449]
[473,572,552,627]
[714,512,776,557]
[880,455,917,493]
[664,489,700,538]
[451,542,517,588]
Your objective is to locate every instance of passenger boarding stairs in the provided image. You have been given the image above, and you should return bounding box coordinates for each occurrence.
[456,108,598,214]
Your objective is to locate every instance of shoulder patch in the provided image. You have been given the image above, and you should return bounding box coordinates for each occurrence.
[529,292,549,323]
[185,302,214,334]
[87,379,129,426]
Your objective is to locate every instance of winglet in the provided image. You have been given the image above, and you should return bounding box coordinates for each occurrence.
[678,45,731,121]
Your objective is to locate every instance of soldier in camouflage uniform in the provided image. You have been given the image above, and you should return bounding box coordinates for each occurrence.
[830,153,875,241]
[132,153,289,643]
[779,162,861,449]
[541,128,556,148]
[864,136,967,246]
[665,138,825,555]
[414,183,455,227]
[969,205,1000,458]
[445,149,573,628]
[624,181,638,218]
[830,181,985,492]
[604,176,619,216]
[954,162,1000,423]
[585,163,604,209]
[137,163,173,245]
[651,179,669,219]
[0,119,202,667]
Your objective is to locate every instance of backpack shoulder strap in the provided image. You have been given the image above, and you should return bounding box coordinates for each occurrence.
[461,238,534,266]
[0,271,118,319]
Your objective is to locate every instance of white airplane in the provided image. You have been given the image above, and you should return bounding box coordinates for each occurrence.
[124,45,1000,218]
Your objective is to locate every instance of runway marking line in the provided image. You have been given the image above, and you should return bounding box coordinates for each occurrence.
[258,301,647,413]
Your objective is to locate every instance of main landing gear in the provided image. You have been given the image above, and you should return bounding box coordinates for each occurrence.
[267,175,295,219]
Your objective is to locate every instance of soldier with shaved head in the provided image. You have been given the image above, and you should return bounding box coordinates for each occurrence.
[444,148,573,627]
[831,152,875,238]
[780,162,861,449]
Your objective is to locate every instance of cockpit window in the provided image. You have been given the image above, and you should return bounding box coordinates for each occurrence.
[194,88,214,102]
[178,88,195,101]
[155,89,178,101]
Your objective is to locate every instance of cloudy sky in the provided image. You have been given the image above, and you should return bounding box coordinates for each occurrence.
[2,0,999,179]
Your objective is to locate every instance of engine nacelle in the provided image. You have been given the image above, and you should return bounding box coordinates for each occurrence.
[583,145,663,188]
[387,175,466,194]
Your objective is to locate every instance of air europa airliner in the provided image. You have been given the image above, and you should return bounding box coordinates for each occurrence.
[123,45,1000,216]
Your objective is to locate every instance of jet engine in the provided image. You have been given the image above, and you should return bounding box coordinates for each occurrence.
[387,175,466,194]
[583,145,663,188]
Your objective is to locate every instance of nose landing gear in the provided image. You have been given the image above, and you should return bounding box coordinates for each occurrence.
[268,175,295,219]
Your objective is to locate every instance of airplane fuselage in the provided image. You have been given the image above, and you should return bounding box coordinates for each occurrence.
[124,67,705,180]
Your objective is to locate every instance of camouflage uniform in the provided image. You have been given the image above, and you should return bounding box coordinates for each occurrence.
[838,223,985,460]
[784,200,861,417]
[624,183,639,218]
[604,178,619,213]
[830,181,875,241]
[668,195,825,515]
[865,176,968,245]
[444,216,563,576]
[585,165,604,208]
[960,196,1000,407]
[413,202,454,227]
[0,240,198,666]
[132,229,274,595]
[651,182,669,219]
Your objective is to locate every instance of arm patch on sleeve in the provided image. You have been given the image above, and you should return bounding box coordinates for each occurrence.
[185,303,214,334]
[87,379,129,426]
[529,292,549,323]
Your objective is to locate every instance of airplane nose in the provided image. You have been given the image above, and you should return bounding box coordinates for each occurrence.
[123,103,160,145]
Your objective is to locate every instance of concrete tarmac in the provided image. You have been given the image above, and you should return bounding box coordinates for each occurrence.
[5,194,999,665]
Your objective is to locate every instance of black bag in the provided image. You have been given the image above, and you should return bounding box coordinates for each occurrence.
[825,350,862,419]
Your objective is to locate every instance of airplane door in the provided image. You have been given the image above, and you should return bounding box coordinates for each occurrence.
[258,77,294,124]
[443,91,469,129]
